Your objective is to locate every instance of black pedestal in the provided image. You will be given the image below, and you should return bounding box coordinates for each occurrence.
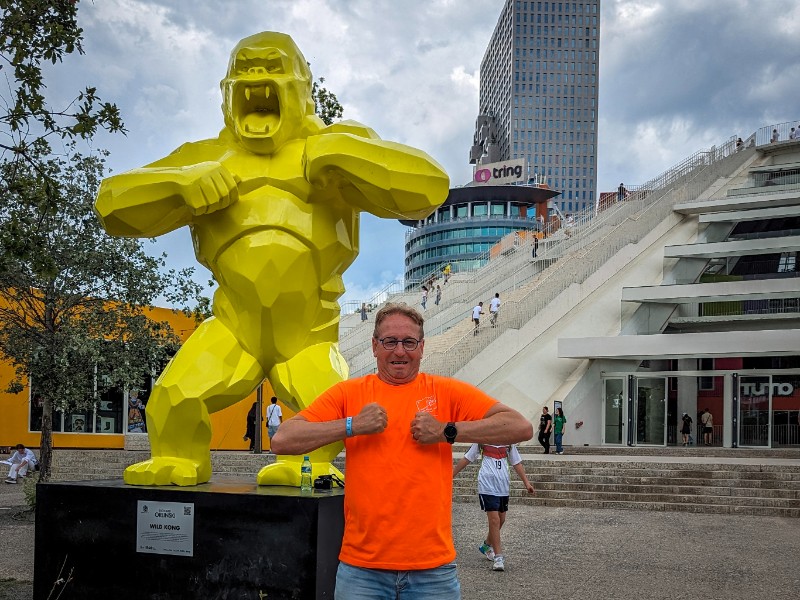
[33,478,344,599]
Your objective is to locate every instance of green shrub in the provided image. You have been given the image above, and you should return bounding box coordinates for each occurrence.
[22,474,38,510]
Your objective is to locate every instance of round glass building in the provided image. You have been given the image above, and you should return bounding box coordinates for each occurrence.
[401,184,559,284]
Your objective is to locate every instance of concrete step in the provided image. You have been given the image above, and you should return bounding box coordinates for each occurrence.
[501,475,800,489]
[451,495,800,518]
[549,482,798,499]
[454,467,800,488]
[455,486,800,507]
[453,480,800,498]
[451,444,800,458]
[49,450,346,481]
[453,464,800,478]
[450,453,800,517]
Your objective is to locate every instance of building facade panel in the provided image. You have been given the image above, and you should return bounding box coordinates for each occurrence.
[476,0,600,215]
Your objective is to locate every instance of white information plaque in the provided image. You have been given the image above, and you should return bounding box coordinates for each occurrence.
[136,500,195,557]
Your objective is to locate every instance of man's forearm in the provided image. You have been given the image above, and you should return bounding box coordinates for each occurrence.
[454,406,533,445]
[270,416,346,455]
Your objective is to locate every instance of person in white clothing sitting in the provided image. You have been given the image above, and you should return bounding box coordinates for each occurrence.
[4,444,37,484]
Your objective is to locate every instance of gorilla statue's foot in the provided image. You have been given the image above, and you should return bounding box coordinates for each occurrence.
[257,457,344,487]
[123,457,212,486]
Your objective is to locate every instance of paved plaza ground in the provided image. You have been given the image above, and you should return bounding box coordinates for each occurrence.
[2,478,798,600]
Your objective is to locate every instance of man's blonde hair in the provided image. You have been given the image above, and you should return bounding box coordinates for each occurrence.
[372,303,425,339]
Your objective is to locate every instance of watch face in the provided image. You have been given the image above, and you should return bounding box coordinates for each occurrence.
[444,423,457,441]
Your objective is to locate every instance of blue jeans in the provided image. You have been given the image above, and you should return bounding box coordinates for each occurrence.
[335,561,460,599]
[555,433,563,453]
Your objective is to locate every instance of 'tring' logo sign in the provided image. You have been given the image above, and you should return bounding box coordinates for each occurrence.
[474,169,492,183]
[472,159,526,185]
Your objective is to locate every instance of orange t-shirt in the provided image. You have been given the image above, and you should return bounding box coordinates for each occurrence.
[300,372,497,570]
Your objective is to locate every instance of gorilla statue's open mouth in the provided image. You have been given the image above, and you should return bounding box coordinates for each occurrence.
[236,82,280,136]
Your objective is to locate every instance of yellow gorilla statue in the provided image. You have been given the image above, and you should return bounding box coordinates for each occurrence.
[95,32,449,487]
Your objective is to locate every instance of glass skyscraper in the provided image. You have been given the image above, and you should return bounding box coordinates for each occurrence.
[473,0,600,215]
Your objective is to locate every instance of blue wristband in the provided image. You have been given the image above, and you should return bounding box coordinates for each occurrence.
[346,416,353,437]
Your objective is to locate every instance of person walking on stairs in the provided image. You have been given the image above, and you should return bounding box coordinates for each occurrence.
[472,302,484,335]
[489,293,501,327]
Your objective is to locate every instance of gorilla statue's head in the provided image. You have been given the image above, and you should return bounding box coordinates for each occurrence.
[221,32,316,154]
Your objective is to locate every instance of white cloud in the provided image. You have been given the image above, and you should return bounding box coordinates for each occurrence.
[42,0,800,305]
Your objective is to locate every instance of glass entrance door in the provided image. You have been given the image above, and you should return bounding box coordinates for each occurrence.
[603,378,625,444]
[771,374,800,447]
[635,378,667,445]
[739,376,770,447]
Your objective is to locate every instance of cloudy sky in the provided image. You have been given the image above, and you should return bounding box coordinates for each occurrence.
[49,0,800,307]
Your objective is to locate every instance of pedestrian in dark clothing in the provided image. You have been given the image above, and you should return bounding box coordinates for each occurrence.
[538,406,552,454]
[681,413,693,446]
[243,401,257,451]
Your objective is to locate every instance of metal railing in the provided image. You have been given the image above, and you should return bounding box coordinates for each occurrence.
[669,424,724,446]
[727,167,800,197]
[756,120,800,145]
[340,279,407,317]
[739,424,770,447]
[666,258,800,285]
[773,424,800,447]
[690,297,800,318]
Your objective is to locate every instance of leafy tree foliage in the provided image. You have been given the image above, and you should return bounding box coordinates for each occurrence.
[0,0,124,163]
[0,147,203,481]
[0,1,204,481]
[312,76,344,126]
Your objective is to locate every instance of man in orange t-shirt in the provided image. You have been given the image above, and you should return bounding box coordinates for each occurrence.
[272,303,533,599]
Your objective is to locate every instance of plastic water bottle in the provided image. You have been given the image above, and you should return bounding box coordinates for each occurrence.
[300,456,312,492]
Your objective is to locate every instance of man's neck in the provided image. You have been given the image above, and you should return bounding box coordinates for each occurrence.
[376,372,421,386]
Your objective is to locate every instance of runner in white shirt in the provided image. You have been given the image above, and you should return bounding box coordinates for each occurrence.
[453,443,535,572]
[489,293,501,327]
[471,302,484,336]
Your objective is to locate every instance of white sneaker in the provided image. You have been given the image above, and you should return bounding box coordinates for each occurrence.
[4,478,16,484]
[492,555,505,571]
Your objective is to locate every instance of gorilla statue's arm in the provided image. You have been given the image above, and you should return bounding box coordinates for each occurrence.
[304,122,449,221]
[95,149,238,238]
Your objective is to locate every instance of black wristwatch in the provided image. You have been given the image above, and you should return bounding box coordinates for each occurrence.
[443,422,457,444]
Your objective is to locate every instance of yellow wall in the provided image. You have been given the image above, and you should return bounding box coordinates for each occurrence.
[0,306,295,451]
